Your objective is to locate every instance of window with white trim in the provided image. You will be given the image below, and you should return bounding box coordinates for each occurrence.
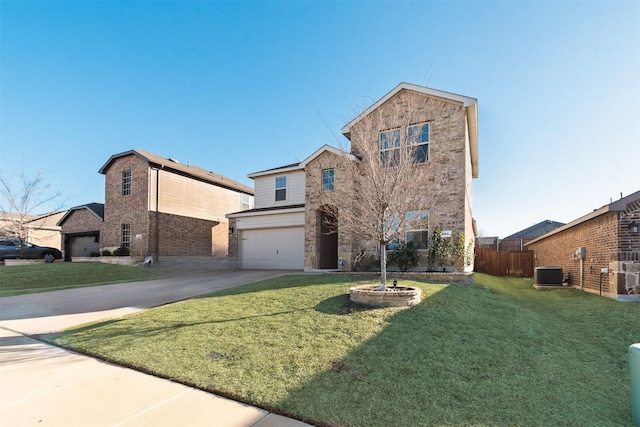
[275,176,287,201]
[379,128,401,167]
[407,123,429,164]
[122,171,131,196]
[322,169,335,191]
[241,194,254,210]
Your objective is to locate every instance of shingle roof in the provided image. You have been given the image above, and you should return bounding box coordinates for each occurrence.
[98,149,254,195]
[504,220,565,239]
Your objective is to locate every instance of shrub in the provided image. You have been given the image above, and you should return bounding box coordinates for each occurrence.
[113,246,130,256]
[101,249,112,256]
[89,251,101,257]
[352,250,380,272]
[389,243,419,272]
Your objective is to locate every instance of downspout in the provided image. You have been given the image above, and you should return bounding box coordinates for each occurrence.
[153,166,163,262]
[579,257,584,291]
[156,167,161,261]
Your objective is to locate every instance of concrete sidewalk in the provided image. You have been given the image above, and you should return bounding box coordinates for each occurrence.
[0,270,313,426]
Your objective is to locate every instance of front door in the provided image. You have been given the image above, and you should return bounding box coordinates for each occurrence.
[319,211,338,269]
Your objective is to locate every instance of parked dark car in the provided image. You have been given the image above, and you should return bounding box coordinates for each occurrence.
[0,238,62,263]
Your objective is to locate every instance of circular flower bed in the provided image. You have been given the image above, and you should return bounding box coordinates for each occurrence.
[349,285,422,307]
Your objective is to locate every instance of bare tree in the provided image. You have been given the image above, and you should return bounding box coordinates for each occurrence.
[322,92,439,288]
[0,171,64,240]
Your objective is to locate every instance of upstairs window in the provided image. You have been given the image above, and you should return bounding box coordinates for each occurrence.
[322,169,335,191]
[379,129,401,167]
[407,123,430,164]
[275,176,287,201]
[122,170,131,196]
[121,223,131,248]
[241,194,254,210]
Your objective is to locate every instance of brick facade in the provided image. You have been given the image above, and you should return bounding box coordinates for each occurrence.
[60,209,103,235]
[97,150,252,261]
[528,213,619,295]
[302,90,474,271]
[148,212,217,257]
[102,154,151,253]
[304,150,356,270]
[526,192,640,298]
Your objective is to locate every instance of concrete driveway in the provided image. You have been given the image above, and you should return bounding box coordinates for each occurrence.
[0,270,313,427]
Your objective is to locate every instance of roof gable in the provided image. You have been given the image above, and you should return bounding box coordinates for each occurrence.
[57,203,105,225]
[300,144,358,168]
[340,82,479,178]
[248,145,358,179]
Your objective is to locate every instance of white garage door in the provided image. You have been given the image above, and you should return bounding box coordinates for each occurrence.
[240,227,304,270]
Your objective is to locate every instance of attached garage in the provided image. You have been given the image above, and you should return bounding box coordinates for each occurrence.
[240,227,304,270]
[68,235,100,257]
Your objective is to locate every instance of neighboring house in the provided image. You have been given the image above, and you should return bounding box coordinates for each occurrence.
[227,83,479,271]
[57,203,105,260]
[526,191,640,298]
[483,220,565,252]
[97,149,254,261]
[0,211,66,250]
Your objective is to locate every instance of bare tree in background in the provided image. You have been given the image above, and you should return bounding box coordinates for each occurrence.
[322,92,437,289]
[0,171,64,240]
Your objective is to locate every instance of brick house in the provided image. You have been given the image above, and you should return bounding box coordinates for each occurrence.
[227,83,479,271]
[526,190,640,299]
[90,149,254,262]
[57,203,104,260]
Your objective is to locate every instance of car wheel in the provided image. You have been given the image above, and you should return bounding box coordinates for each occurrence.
[42,253,55,263]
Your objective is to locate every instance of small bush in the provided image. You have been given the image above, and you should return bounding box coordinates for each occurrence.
[389,243,419,272]
[352,251,380,272]
[89,251,101,257]
[113,246,130,256]
[101,249,112,256]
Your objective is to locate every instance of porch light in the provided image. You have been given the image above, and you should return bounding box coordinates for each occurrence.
[629,221,639,234]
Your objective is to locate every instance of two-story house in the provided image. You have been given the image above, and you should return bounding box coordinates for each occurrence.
[227,83,479,271]
[82,149,255,261]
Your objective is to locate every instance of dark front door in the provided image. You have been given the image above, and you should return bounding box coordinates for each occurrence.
[319,211,338,269]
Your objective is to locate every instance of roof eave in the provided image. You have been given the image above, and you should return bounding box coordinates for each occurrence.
[525,190,640,246]
[341,82,477,138]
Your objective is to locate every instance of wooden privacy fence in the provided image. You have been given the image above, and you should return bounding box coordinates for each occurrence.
[474,248,535,277]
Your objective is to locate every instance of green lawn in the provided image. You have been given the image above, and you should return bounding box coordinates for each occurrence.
[49,274,639,427]
[0,262,179,297]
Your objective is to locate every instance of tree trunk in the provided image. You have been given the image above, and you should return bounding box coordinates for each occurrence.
[379,242,387,289]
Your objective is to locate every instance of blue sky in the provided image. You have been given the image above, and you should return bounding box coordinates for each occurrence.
[1,0,638,238]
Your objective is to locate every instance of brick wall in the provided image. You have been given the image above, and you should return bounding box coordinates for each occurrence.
[148,212,217,257]
[527,212,620,296]
[102,154,150,252]
[619,199,640,252]
[304,150,356,270]
[60,209,103,235]
[347,90,470,235]
[303,90,472,271]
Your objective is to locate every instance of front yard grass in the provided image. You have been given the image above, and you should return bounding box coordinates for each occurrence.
[0,262,178,297]
[49,274,639,427]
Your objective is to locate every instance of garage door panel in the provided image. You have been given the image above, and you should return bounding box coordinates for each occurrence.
[240,228,303,270]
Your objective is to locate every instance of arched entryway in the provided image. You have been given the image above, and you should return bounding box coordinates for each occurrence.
[318,209,338,269]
